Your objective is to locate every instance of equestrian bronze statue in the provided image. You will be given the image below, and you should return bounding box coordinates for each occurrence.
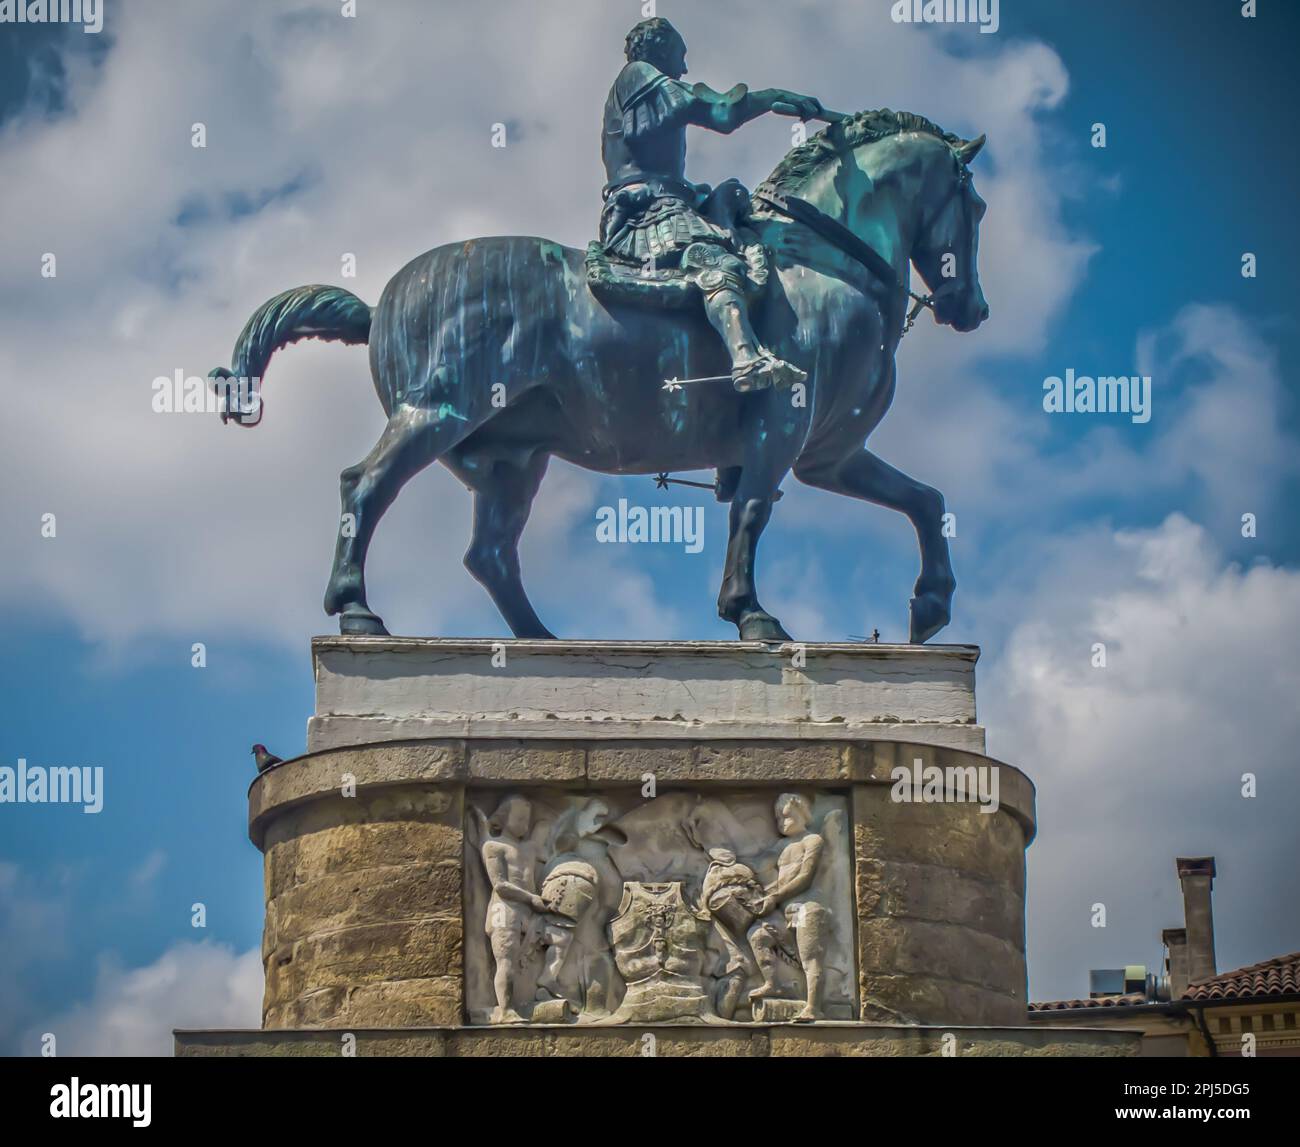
[210,18,989,643]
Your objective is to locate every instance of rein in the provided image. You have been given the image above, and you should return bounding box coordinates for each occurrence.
[751,156,971,339]
[750,189,934,338]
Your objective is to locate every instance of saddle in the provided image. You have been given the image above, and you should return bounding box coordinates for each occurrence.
[585,179,770,310]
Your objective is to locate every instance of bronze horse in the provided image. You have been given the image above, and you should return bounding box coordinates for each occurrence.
[211,110,988,642]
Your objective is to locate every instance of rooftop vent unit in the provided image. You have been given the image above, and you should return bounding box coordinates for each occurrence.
[1089,965,1170,1001]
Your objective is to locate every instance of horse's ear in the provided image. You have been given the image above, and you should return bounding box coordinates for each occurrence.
[956,134,986,165]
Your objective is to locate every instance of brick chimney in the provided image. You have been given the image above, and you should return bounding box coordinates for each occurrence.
[1162,927,1189,998]
[1175,856,1216,985]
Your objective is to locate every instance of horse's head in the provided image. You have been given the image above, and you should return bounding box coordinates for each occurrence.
[755,110,990,336]
[909,132,989,332]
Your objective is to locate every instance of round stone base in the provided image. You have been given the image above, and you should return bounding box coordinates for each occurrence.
[250,736,1035,1031]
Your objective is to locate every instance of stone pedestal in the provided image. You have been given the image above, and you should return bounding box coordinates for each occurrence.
[306,637,987,752]
[177,638,1136,1057]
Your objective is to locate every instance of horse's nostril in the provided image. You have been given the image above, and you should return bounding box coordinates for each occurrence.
[979,303,990,320]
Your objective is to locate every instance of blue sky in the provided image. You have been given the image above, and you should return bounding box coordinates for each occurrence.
[1,0,1297,1053]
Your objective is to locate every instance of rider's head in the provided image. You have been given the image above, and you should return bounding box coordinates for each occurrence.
[625,18,687,79]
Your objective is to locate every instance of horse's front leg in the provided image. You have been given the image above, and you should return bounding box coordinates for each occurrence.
[795,447,955,643]
[717,416,801,642]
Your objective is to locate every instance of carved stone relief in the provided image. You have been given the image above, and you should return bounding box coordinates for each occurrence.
[464,789,855,1024]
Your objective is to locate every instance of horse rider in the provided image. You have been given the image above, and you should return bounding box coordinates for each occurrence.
[600,18,826,393]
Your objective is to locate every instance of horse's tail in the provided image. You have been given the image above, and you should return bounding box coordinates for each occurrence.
[208,284,372,428]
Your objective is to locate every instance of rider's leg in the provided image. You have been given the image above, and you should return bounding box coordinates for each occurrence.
[702,283,764,374]
[682,243,807,393]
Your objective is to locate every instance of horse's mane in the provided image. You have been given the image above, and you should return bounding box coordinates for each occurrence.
[754,108,969,200]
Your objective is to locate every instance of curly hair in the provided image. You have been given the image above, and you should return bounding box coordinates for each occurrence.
[625,17,683,64]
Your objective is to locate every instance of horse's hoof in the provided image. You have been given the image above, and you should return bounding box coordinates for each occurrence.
[339,607,389,636]
[909,593,951,644]
[738,612,793,642]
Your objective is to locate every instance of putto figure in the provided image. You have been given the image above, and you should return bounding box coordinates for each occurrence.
[691,792,837,1022]
[471,794,553,1023]
[599,17,823,393]
[745,793,834,1021]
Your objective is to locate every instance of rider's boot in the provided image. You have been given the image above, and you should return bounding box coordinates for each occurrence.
[702,286,807,393]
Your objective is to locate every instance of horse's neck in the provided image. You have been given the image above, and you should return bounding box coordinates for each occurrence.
[796,154,912,280]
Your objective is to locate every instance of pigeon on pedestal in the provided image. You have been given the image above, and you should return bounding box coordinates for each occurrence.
[252,743,283,773]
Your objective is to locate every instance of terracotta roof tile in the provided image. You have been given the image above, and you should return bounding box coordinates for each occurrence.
[1182,951,1300,1002]
[1029,994,1148,1012]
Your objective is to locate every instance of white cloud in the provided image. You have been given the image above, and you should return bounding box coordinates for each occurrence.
[979,515,1300,1000]
[23,941,261,1057]
[1139,304,1295,526]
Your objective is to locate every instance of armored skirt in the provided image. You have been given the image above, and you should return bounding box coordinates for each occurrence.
[600,189,736,267]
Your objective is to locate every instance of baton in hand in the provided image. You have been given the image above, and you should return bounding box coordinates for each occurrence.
[771,100,848,124]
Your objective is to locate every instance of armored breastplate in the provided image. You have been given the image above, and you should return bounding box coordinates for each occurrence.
[607,882,716,1022]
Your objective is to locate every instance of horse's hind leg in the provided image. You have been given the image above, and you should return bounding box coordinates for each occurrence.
[795,448,955,643]
[324,405,475,635]
[446,450,555,639]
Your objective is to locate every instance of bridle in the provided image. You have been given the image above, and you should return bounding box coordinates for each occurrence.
[906,154,975,332]
[752,151,974,339]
